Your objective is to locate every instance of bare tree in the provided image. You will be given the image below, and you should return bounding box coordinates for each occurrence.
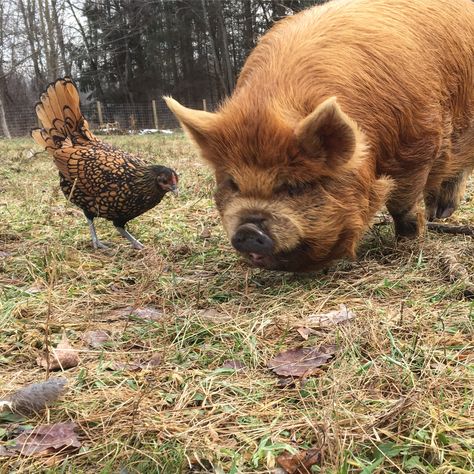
[51,0,70,75]
[0,1,12,138]
[19,0,45,87]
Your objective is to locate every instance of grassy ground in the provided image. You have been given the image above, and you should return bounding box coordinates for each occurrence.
[0,135,473,474]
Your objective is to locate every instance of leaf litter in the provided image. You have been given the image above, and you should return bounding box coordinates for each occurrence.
[109,353,162,372]
[220,360,245,370]
[112,306,164,321]
[81,330,110,348]
[301,304,355,328]
[36,333,80,371]
[268,345,337,378]
[276,448,321,473]
[0,422,80,457]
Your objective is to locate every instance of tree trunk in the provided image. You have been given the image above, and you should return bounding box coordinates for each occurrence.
[51,0,70,75]
[19,0,45,87]
[243,0,254,56]
[0,1,11,138]
[200,0,227,98]
[213,0,235,94]
[0,91,11,139]
[66,0,107,105]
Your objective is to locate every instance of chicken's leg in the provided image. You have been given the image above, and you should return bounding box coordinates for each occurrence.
[115,225,144,250]
[87,218,108,250]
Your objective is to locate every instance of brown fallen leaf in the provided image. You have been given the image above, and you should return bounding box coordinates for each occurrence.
[114,306,164,321]
[36,333,80,371]
[277,448,321,474]
[133,307,163,321]
[109,353,162,372]
[301,304,355,328]
[296,327,316,340]
[81,330,110,348]
[2,378,67,416]
[199,227,212,239]
[268,345,337,378]
[439,249,474,299]
[221,360,245,370]
[197,308,232,323]
[0,422,81,457]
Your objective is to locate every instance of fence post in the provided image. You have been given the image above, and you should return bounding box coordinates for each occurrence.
[202,99,207,111]
[96,101,104,127]
[152,100,159,130]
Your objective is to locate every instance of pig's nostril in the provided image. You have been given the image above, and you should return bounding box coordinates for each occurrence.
[231,223,274,255]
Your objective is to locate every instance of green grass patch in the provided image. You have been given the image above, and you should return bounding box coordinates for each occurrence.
[0,135,473,473]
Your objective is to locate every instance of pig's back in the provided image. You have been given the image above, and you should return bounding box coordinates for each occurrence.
[235,0,474,159]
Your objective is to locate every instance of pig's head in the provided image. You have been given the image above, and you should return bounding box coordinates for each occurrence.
[165,96,392,272]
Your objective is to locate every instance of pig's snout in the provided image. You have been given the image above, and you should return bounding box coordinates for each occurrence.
[231,223,274,255]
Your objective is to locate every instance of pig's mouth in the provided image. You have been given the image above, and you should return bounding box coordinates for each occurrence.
[230,222,317,271]
[242,241,316,272]
[230,222,348,272]
[240,236,351,272]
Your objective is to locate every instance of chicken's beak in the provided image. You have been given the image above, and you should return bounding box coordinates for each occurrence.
[170,184,179,196]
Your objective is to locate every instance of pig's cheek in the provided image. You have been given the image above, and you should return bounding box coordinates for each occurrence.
[213,187,230,214]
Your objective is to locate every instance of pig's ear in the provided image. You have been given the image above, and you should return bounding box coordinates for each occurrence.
[295,97,358,169]
[164,97,216,150]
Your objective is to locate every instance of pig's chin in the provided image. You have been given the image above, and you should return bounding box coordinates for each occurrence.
[241,241,319,272]
[241,235,353,272]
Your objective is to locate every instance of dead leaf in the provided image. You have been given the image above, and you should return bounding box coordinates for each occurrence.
[268,345,337,378]
[302,304,355,328]
[276,448,321,473]
[36,333,80,371]
[114,306,164,321]
[197,308,232,323]
[2,378,67,416]
[143,354,162,368]
[199,227,212,239]
[296,327,315,340]
[81,330,110,348]
[0,446,12,457]
[170,244,191,256]
[109,353,162,372]
[0,422,80,457]
[26,285,44,295]
[221,360,245,370]
[133,307,163,321]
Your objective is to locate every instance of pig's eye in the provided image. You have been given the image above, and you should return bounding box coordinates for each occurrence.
[227,178,239,192]
[277,182,310,197]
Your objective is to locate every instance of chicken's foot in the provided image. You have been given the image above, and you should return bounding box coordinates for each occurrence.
[115,226,144,250]
[87,218,109,250]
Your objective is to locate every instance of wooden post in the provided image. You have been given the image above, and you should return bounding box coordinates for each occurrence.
[152,100,159,130]
[202,98,207,111]
[96,101,104,127]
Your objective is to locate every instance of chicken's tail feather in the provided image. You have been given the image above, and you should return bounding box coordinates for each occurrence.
[31,77,97,154]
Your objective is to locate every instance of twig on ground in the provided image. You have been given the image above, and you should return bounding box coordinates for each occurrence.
[427,222,474,236]
[439,249,474,299]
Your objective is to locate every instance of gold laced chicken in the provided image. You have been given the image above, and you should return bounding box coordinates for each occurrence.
[31,77,178,250]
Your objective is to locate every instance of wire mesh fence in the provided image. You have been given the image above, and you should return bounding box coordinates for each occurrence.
[1,97,216,138]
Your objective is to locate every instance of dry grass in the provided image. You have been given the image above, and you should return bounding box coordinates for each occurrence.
[0,135,473,474]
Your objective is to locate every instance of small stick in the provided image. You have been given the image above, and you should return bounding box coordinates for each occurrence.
[427,223,474,236]
[374,218,474,236]
[439,250,474,299]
